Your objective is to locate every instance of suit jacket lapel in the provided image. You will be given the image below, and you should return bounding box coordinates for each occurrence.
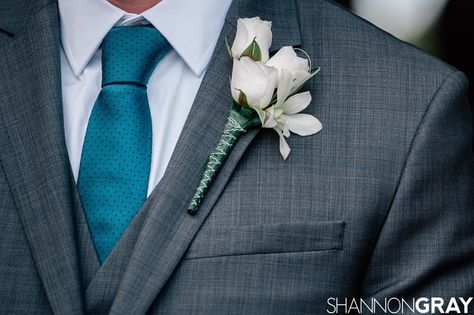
[110,1,301,313]
[0,1,84,314]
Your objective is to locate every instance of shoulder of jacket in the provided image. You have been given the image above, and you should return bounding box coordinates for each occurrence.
[296,0,456,80]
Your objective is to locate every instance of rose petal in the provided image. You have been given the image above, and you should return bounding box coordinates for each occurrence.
[231,19,250,59]
[231,17,272,62]
[258,63,278,108]
[282,113,322,136]
[267,46,309,74]
[231,57,277,108]
[275,69,293,108]
[257,21,272,62]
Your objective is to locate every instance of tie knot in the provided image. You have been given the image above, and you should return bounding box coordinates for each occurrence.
[101,26,171,86]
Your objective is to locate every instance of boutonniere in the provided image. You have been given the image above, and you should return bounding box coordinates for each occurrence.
[187,17,322,215]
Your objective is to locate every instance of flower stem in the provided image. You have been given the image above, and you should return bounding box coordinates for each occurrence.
[187,103,261,215]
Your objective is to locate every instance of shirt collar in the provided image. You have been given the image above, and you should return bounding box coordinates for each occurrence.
[58,0,233,77]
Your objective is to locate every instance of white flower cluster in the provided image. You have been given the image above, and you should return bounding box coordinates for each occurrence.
[230,17,322,159]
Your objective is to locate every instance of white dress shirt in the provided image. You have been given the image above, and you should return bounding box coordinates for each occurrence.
[58,0,232,195]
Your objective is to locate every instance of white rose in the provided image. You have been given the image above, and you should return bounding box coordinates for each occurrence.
[231,17,272,62]
[267,46,316,93]
[267,46,309,75]
[231,57,278,109]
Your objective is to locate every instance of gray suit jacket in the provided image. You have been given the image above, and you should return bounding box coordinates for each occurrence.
[1,0,473,314]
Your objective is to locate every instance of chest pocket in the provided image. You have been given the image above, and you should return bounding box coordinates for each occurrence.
[185,220,345,259]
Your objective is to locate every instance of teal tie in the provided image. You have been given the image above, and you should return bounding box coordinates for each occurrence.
[77,26,171,263]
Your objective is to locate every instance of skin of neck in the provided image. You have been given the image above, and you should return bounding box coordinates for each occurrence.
[108,0,161,14]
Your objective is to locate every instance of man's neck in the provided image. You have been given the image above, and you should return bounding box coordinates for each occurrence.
[108,0,161,14]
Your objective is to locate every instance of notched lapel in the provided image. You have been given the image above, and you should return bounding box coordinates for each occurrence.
[0,2,84,314]
[110,1,302,314]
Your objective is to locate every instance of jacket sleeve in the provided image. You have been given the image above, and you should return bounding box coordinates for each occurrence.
[360,71,474,304]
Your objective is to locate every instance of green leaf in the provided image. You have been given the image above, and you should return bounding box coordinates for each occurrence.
[253,107,266,126]
[291,67,321,96]
[225,37,233,59]
[238,90,249,106]
[240,38,262,62]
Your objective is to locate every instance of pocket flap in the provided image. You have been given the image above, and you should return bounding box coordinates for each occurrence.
[186,220,345,259]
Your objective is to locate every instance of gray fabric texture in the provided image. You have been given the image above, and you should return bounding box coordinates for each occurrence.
[0,0,473,314]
